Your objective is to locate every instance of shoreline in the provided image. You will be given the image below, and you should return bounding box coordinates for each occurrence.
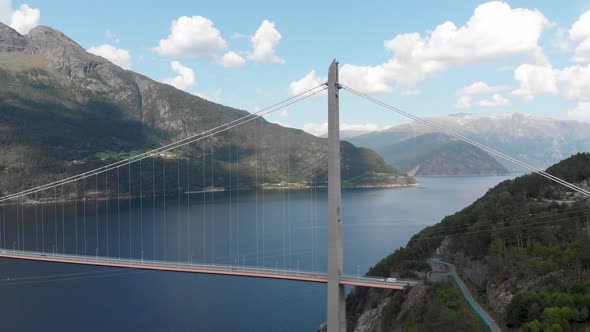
[2,182,420,206]
[413,173,513,178]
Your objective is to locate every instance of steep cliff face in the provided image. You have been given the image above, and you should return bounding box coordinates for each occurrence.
[0,23,414,196]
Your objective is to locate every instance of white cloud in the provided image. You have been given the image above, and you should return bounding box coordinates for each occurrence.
[289,70,326,97]
[220,51,245,67]
[340,1,549,94]
[555,64,590,101]
[156,16,227,58]
[569,10,590,63]
[163,61,196,90]
[248,20,285,64]
[88,44,132,69]
[512,64,558,100]
[9,3,39,34]
[511,61,590,108]
[340,63,398,94]
[194,89,222,102]
[457,81,509,96]
[476,93,510,107]
[454,81,509,108]
[302,122,386,137]
[280,110,288,117]
[455,95,472,109]
[568,102,590,121]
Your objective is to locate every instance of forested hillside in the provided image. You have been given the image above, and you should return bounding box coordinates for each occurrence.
[347,153,590,331]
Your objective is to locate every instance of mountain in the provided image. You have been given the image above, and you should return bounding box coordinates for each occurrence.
[374,132,508,176]
[351,113,590,173]
[346,153,590,331]
[0,23,414,197]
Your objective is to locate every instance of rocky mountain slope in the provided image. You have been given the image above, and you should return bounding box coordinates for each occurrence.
[0,23,414,197]
[346,153,590,331]
[350,113,590,173]
[372,132,508,176]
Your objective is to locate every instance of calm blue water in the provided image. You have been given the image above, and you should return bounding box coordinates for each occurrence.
[0,176,512,331]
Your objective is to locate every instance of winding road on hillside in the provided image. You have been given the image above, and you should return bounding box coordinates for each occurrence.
[429,258,502,332]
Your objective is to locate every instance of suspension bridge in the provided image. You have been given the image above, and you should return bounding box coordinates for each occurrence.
[1,60,589,332]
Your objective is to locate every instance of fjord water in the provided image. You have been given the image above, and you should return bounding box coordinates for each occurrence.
[0,176,511,331]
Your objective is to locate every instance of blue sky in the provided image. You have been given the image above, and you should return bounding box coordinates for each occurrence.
[2,0,590,135]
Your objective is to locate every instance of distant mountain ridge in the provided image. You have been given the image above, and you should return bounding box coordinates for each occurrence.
[377,133,509,176]
[350,112,590,173]
[0,23,414,196]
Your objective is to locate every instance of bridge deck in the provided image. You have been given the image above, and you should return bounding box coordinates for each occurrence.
[0,250,417,290]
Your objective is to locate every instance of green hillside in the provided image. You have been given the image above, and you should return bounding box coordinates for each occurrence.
[0,23,414,199]
[347,153,590,331]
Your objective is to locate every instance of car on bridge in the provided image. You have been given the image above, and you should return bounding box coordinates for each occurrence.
[386,277,397,282]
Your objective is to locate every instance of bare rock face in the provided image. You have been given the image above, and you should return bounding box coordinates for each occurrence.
[0,24,27,52]
[0,22,230,135]
[353,297,392,332]
[26,25,90,78]
[395,282,426,322]
[488,282,513,314]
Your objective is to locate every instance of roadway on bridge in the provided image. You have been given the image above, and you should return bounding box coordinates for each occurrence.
[0,250,417,290]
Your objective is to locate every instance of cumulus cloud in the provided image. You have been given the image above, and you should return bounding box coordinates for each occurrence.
[455,95,472,109]
[476,93,510,107]
[568,102,590,121]
[220,51,245,67]
[511,62,590,123]
[289,70,326,97]
[88,44,132,69]
[457,81,509,96]
[156,16,227,58]
[303,122,386,137]
[512,64,558,100]
[555,64,590,101]
[163,61,196,90]
[511,63,590,102]
[340,1,549,94]
[569,10,590,63]
[248,20,285,64]
[454,81,509,108]
[8,3,39,34]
